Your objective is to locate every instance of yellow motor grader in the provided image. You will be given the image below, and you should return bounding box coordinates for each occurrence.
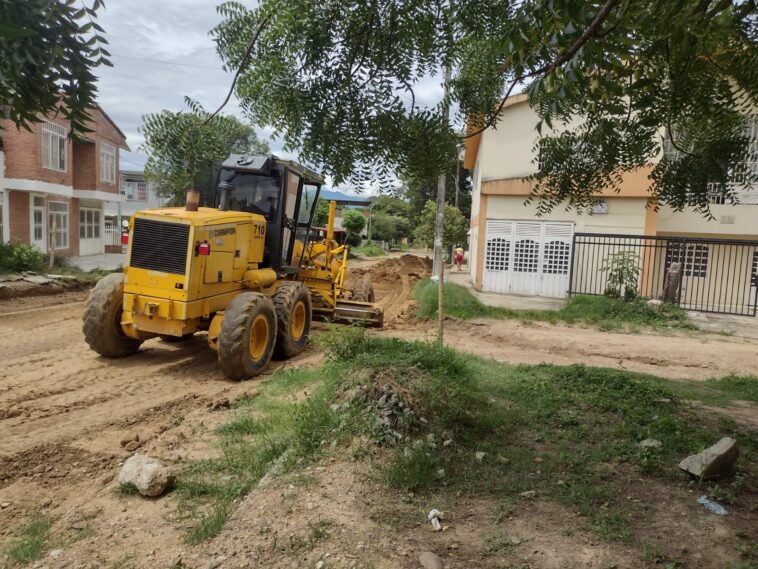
[83,155,381,380]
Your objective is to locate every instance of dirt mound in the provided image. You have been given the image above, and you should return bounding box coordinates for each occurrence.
[350,253,432,286]
[348,254,432,325]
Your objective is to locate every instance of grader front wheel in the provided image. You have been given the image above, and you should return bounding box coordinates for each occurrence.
[352,279,376,303]
[272,281,312,359]
[82,273,142,357]
[218,292,277,380]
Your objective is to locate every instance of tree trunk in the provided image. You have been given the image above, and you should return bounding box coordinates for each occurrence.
[433,65,451,344]
[662,261,682,304]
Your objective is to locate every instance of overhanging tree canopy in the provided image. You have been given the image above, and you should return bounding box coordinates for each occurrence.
[140,99,270,201]
[212,0,757,213]
[0,0,111,135]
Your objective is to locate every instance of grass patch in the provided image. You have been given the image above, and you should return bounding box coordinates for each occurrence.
[656,375,758,406]
[414,279,695,332]
[3,514,54,566]
[178,327,756,548]
[353,242,386,257]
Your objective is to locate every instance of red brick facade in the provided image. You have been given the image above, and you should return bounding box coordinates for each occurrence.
[0,106,127,256]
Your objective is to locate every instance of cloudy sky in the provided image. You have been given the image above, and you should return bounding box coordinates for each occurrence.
[95,0,445,191]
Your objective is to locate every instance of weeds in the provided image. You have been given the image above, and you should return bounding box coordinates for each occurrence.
[414,279,695,331]
[177,326,757,551]
[3,514,54,566]
[353,242,386,257]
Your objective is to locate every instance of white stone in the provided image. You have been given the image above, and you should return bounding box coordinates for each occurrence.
[418,551,444,569]
[639,438,662,449]
[118,454,175,497]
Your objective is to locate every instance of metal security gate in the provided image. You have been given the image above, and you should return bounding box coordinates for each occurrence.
[569,233,758,316]
[483,220,574,297]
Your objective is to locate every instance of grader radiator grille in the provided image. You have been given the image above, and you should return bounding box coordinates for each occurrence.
[130,218,189,275]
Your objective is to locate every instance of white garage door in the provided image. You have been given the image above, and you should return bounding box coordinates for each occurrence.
[483,220,574,298]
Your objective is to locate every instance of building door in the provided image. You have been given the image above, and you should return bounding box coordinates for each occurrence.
[79,206,103,255]
[30,195,47,252]
[483,220,574,298]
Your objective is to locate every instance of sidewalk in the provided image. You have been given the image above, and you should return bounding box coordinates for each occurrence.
[68,253,126,272]
[445,267,758,338]
[445,269,566,311]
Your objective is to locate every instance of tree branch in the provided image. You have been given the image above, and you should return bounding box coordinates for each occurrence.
[464,0,623,140]
[202,16,269,126]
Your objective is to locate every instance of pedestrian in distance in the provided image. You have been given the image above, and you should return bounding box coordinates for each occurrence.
[454,243,464,272]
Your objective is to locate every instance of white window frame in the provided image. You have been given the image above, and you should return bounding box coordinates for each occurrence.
[30,194,47,251]
[123,178,147,201]
[79,206,102,240]
[100,142,117,184]
[47,201,69,250]
[42,121,67,172]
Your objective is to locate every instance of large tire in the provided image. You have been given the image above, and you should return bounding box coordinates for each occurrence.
[352,279,375,303]
[218,292,277,380]
[82,273,142,357]
[272,281,312,359]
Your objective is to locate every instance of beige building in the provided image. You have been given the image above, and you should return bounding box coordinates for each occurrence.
[464,94,758,313]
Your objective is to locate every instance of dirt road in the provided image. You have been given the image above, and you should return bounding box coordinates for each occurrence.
[2,256,757,459]
[1,255,757,567]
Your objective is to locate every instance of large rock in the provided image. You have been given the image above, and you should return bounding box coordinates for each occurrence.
[418,551,444,569]
[118,454,175,497]
[678,437,739,480]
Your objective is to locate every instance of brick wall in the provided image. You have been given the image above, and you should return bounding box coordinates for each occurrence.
[90,108,126,195]
[0,108,127,194]
[73,141,96,190]
[0,118,74,187]
[8,191,29,245]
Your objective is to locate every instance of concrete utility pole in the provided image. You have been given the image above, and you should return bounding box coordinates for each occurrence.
[433,65,451,344]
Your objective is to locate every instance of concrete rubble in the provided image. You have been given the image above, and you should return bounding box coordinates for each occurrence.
[679,437,739,480]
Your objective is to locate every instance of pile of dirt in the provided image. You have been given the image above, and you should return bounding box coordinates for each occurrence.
[350,253,432,286]
[0,273,91,300]
[349,254,433,324]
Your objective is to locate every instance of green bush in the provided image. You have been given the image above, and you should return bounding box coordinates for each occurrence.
[0,243,47,273]
[354,241,385,257]
[345,232,362,247]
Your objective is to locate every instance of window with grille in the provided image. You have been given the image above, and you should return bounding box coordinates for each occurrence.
[42,121,67,172]
[752,250,758,287]
[514,239,539,272]
[485,238,510,271]
[100,143,116,183]
[543,240,570,274]
[666,242,709,278]
[79,208,101,239]
[48,201,69,249]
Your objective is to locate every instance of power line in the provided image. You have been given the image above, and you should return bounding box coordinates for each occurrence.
[111,53,226,71]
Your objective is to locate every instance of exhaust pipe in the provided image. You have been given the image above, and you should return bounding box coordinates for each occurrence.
[218,181,233,211]
[185,189,200,212]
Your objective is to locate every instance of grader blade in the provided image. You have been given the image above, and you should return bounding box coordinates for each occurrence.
[334,299,384,327]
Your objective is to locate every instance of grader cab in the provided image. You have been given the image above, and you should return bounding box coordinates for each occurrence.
[82,154,381,380]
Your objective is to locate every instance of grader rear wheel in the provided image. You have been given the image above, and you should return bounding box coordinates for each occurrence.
[218,292,277,380]
[272,281,312,359]
[82,273,142,357]
[352,279,375,303]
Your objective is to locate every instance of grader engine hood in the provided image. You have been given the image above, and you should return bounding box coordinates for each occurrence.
[123,208,267,303]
